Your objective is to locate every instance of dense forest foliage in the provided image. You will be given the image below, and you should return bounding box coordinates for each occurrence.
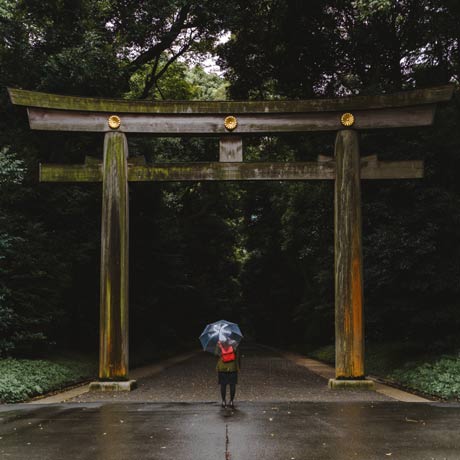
[1,0,460,359]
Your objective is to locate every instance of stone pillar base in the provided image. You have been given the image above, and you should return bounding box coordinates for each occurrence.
[89,380,137,392]
[328,378,375,390]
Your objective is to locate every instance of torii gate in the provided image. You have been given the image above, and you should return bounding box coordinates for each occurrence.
[8,85,453,390]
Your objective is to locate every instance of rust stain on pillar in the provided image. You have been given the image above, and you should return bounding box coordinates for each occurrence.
[351,230,364,377]
[99,132,129,380]
[334,129,365,379]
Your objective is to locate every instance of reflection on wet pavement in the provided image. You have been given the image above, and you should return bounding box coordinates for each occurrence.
[0,401,459,460]
[1,345,458,459]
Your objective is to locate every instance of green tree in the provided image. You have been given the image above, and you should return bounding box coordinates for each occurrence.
[0,0,237,356]
[217,0,460,346]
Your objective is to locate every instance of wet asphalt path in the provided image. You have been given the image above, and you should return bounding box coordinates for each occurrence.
[1,344,460,459]
[1,401,460,459]
[72,344,391,403]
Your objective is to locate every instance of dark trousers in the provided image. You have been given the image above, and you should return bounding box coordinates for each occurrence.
[220,383,236,402]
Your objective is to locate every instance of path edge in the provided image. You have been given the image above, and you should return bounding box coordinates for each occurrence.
[260,344,430,403]
[26,350,201,404]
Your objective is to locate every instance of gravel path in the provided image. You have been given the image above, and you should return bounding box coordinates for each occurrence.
[72,344,391,403]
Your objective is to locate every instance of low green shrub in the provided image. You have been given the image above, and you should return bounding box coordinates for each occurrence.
[389,357,460,400]
[0,357,96,403]
[305,342,460,400]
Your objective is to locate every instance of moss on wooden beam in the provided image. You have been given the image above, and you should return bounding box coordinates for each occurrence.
[129,162,335,181]
[39,160,424,182]
[39,161,335,182]
[39,163,102,182]
[8,85,454,114]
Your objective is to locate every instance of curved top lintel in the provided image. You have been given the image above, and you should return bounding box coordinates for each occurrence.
[8,85,454,115]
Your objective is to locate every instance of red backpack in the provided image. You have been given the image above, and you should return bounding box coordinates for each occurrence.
[219,343,236,363]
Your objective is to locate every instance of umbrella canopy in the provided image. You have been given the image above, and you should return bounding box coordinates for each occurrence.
[199,320,243,354]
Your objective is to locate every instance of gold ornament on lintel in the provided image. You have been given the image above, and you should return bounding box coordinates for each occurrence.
[108,115,121,129]
[340,112,355,127]
[224,115,238,131]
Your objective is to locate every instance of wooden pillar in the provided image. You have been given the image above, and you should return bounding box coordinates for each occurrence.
[99,132,129,380]
[334,129,365,379]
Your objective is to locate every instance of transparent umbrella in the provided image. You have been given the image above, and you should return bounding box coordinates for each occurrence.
[199,320,243,354]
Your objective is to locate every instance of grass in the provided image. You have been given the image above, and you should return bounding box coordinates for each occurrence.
[4,339,458,403]
[300,341,460,400]
[0,340,198,403]
[389,357,460,400]
[0,353,97,403]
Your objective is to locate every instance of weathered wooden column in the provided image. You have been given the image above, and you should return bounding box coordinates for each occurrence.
[329,129,373,389]
[92,131,135,390]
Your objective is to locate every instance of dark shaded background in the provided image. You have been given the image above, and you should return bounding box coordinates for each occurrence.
[1,0,460,361]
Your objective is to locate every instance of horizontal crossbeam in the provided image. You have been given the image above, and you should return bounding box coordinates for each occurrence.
[39,159,423,182]
[9,86,454,114]
[27,106,437,133]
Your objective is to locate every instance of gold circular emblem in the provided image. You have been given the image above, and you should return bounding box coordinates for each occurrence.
[224,115,238,131]
[108,115,121,129]
[340,112,355,127]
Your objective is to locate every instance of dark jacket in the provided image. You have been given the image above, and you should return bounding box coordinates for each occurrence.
[216,347,241,372]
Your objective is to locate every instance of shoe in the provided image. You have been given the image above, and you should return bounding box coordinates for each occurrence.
[221,400,227,408]
[229,400,235,409]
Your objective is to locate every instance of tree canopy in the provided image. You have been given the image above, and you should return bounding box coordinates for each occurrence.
[0,0,459,357]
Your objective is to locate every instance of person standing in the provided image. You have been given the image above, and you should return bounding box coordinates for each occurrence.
[216,340,240,408]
